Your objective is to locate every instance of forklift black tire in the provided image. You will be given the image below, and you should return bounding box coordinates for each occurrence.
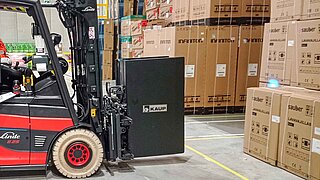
[52,129,103,179]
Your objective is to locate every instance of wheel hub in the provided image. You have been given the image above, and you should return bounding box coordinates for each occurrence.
[66,143,91,167]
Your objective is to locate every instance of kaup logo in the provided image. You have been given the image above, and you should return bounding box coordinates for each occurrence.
[0,132,20,140]
[143,104,168,113]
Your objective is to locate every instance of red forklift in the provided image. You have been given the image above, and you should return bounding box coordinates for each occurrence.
[0,0,184,178]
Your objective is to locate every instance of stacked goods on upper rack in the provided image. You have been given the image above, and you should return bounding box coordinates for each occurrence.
[120,15,147,58]
[261,0,320,90]
[103,19,115,80]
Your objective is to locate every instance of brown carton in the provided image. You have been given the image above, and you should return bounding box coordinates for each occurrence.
[143,29,162,56]
[102,65,113,80]
[302,0,320,20]
[132,49,144,58]
[278,93,320,179]
[103,50,113,65]
[244,87,292,166]
[241,0,270,17]
[146,8,160,20]
[204,26,238,108]
[270,0,302,22]
[236,26,264,107]
[160,0,173,6]
[160,26,207,108]
[131,20,148,36]
[190,0,241,21]
[104,19,114,34]
[260,21,297,85]
[132,35,144,49]
[294,20,320,90]
[172,0,190,22]
[159,5,173,20]
[121,15,146,36]
[145,0,159,11]
[104,34,114,50]
[121,36,132,58]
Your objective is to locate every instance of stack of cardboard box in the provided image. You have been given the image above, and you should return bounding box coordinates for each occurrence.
[171,0,270,24]
[244,86,320,179]
[103,19,115,80]
[235,25,264,107]
[145,0,159,20]
[159,0,173,21]
[143,25,265,112]
[109,0,135,19]
[260,0,320,90]
[246,0,320,177]
[172,0,190,23]
[120,15,146,58]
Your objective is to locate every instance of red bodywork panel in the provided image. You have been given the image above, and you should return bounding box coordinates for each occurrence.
[0,114,73,166]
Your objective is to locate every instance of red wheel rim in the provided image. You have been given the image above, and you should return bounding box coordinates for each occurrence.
[66,143,91,167]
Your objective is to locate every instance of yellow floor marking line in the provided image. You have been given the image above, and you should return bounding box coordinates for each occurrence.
[185,145,249,180]
[186,135,243,141]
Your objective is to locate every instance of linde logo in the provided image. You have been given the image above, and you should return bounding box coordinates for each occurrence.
[288,105,303,112]
[143,104,168,113]
[178,39,203,44]
[301,27,316,33]
[82,6,95,12]
[253,97,263,102]
[0,132,20,140]
[211,38,235,43]
[270,28,280,33]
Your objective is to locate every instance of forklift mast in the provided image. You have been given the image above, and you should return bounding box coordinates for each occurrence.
[49,0,104,131]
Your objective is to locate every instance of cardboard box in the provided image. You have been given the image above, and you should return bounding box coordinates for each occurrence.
[244,87,291,166]
[172,0,190,22]
[121,15,146,36]
[143,29,162,56]
[132,49,144,58]
[294,19,320,90]
[260,21,297,85]
[102,65,113,80]
[159,26,207,108]
[124,0,134,17]
[204,26,238,108]
[235,26,264,107]
[104,34,114,50]
[241,0,270,17]
[146,0,159,11]
[104,19,114,34]
[146,8,160,20]
[270,0,302,22]
[159,5,173,20]
[131,20,148,36]
[103,50,113,65]
[278,93,320,179]
[160,0,173,6]
[190,0,241,21]
[302,0,320,20]
[132,35,144,49]
[121,36,132,58]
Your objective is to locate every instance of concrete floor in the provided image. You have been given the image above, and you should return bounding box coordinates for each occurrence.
[0,114,302,180]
